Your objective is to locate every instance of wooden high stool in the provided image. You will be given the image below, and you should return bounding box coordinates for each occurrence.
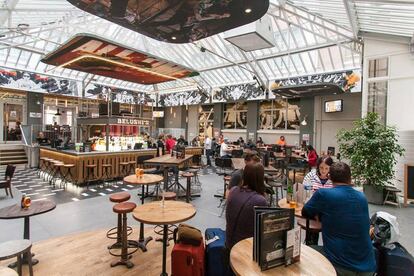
[119,161,130,179]
[187,166,202,191]
[181,172,194,203]
[297,217,322,245]
[85,164,97,189]
[107,192,133,249]
[102,163,113,187]
[128,161,136,175]
[50,161,64,188]
[42,158,54,181]
[110,201,138,269]
[154,192,177,244]
[38,157,48,176]
[61,164,75,189]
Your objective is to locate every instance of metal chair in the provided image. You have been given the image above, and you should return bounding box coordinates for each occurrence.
[0,164,16,198]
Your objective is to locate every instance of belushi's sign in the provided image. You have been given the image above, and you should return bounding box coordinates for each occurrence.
[0,67,79,96]
[116,118,150,126]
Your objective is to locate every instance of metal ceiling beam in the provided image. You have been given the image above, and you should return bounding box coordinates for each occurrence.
[343,0,360,38]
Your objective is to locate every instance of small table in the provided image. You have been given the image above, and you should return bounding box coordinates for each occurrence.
[277,198,303,217]
[123,174,163,252]
[230,238,336,276]
[133,201,196,276]
[0,199,56,266]
[0,267,18,276]
[0,240,32,276]
[144,154,193,191]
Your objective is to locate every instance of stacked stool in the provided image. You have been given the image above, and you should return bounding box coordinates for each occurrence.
[109,196,137,269]
[107,192,133,249]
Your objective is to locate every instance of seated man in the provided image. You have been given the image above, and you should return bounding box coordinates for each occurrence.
[302,162,376,276]
[220,138,232,158]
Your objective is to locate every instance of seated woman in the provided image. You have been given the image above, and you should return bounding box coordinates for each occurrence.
[303,156,334,191]
[225,163,267,249]
[256,136,264,147]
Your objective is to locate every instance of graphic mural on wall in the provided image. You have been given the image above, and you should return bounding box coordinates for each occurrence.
[41,34,198,85]
[212,83,265,103]
[158,89,209,107]
[270,69,361,97]
[0,67,79,95]
[85,83,154,105]
[66,0,269,43]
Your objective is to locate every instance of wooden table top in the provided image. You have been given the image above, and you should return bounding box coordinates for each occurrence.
[0,199,56,219]
[123,174,163,186]
[0,239,31,259]
[278,198,304,217]
[0,266,18,276]
[230,238,336,276]
[143,154,194,166]
[133,201,196,225]
[231,158,278,173]
[274,152,305,160]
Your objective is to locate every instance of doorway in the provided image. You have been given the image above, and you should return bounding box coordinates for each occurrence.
[3,103,24,142]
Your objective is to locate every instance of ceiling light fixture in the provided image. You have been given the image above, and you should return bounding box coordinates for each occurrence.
[55,108,62,116]
[245,8,252,13]
[301,115,308,126]
[171,36,177,40]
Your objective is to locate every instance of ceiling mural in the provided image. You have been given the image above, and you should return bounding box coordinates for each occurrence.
[41,34,198,85]
[66,0,270,43]
[0,67,80,96]
[85,83,154,105]
[212,83,265,103]
[158,89,210,107]
[270,69,362,98]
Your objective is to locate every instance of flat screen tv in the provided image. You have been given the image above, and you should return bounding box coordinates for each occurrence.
[325,100,343,113]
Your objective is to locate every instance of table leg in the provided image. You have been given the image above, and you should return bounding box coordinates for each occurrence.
[305,218,310,245]
[161,224,168,276]
[134,185,152,252]
[186,177,191,203]
[163,167,169,191]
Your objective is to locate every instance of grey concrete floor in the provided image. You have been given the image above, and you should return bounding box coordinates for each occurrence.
[0,170,413,255]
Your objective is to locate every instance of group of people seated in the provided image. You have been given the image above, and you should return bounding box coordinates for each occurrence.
[225,152,376,276]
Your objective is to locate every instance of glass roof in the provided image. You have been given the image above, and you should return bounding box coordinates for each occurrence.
[1,0,410,94]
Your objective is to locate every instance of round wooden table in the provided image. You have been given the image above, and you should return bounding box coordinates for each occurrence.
[124,174,164,252]
[0,199,56,266]
[133,201,196,276]
[0,266,18,276]
[0,240,32,276]
[230,238,336,276]
[278,198,303,217]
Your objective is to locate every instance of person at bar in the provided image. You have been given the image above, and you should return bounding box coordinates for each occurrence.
[36,131,50,145]
[302,162,376,276]
[156,134,165,156]
[226,163,267,249]
[177,135,188,146]
[204,135,212,166]
[276,135,286,146]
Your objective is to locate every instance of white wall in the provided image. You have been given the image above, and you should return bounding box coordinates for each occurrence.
[314,93,362,154]
[362,35,414,195]
[187,105,199,141]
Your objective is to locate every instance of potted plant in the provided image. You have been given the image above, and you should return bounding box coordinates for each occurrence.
[336,112,404,204]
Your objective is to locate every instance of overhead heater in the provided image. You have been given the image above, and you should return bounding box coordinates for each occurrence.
[224,15,275,52]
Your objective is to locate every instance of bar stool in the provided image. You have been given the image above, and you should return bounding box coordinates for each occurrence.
[107,192,133,249]
[154,192,177,244]
[42,158,54,181]
[0,239,33,276]
[128,160,136,175]
[50,161,64,188]
[38,157,48,176]
[187,167,202,190]
[119,161,130,179]
[181,172,194,203]
[61,164,75,189]
[269,181,284,205]
[85,163,97,189]
[297,217,322,245]
[102,163,113,187]
[109,201,138,269]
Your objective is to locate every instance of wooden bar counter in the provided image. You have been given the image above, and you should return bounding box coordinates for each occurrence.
[184,146,203,156]
[39,147,156,185]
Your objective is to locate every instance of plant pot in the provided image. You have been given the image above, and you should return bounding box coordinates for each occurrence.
[363,185,384,205]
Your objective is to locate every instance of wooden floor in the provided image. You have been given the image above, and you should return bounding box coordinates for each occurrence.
[1,228,172,276]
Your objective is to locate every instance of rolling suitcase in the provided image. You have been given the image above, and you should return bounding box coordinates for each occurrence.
[171,240,205,276]
[205,228,228,276]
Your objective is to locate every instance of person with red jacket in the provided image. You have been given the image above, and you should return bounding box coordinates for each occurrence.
[165,134,176,154]
[306,145,318,168]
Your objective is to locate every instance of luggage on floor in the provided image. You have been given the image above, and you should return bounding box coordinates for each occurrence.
[205,228,229,276]
[171,236,205,276]
[375,242,414,276]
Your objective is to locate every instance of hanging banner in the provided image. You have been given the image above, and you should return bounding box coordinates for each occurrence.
[212,83,265,103]
[270,69,361,98]
[158,90,209,107]
[85,83,154,105]
[0,67,79,96]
